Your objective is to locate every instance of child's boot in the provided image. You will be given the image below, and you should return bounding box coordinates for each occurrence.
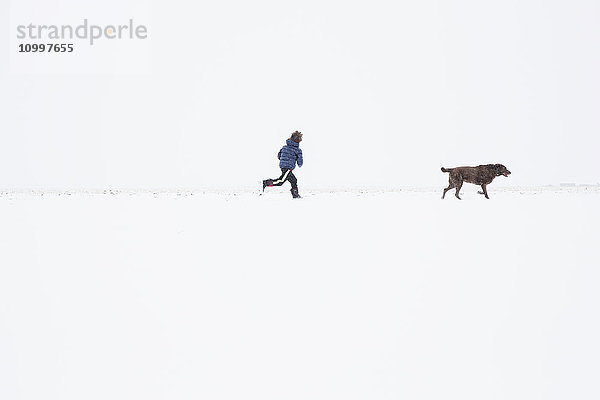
[262,179,273,192]
[291,188,301,199]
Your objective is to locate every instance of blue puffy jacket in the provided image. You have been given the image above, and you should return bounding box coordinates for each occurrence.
[278,139,303,169]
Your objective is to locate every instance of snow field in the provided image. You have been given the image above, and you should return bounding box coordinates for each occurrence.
[0,188,599,400]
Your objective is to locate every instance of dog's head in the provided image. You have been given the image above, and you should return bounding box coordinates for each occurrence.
[494,164,511,177]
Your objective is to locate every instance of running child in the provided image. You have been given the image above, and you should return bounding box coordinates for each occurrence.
[262,131,303,198]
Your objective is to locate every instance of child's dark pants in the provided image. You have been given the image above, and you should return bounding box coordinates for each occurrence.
[269,168,297,191]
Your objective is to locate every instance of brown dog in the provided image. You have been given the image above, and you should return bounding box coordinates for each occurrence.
[441,164,511,199]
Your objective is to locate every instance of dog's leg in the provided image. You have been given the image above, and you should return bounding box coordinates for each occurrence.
[454,181,462,200]
[442,184,454,199]
[477,184,490,199]
[442,176,456,199]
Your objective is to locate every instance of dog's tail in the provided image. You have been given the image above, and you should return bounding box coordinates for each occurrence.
[441,167,453,173]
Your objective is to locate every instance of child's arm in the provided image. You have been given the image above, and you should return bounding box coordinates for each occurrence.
[278,149,282,160]
[297,148,303,167]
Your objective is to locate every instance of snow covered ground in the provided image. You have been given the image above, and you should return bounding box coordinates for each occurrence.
[1,187,599,400]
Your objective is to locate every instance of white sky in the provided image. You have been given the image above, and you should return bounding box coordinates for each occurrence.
[1,0,599,189]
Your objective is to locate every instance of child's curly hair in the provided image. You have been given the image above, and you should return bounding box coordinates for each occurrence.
[290,130,303,143]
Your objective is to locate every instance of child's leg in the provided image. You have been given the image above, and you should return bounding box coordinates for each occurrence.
[266,169,291,187]
[287,171,298,191]
[287,171,301,198]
